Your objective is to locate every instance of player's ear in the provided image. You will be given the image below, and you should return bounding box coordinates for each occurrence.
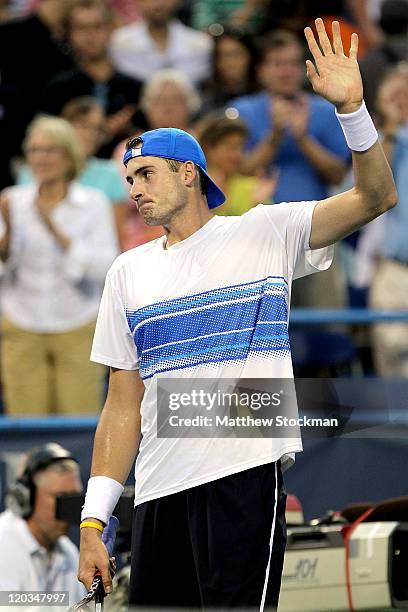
[183,161,196,188]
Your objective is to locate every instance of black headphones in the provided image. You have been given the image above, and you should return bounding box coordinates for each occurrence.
[5,443,77,519]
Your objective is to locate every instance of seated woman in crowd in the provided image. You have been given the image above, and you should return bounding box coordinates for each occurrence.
[0,116,118,415]
[196,112,276,215]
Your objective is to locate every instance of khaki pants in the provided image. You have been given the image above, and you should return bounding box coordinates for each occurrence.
[1,319,106,414]
[370,259,408,377]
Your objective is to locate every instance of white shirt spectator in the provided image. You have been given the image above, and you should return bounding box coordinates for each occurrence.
[0,510,85,608]
[109,19,212,84]
[0,183,119,333]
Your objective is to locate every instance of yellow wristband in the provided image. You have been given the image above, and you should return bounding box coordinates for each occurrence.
[80,520,104,533]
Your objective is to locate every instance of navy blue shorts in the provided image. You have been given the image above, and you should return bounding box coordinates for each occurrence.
[128,461,287,610]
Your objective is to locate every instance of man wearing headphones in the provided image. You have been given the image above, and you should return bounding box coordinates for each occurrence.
[0,443,85,606]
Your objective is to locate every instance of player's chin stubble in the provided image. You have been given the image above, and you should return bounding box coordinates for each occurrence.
[142,200,182,227]
[142,208,167,226]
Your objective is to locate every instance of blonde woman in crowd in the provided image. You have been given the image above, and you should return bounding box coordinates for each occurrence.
[0,116,119,414]
[18,97,129,248]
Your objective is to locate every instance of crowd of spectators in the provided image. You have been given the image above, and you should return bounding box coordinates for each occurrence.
[0,0,407,413]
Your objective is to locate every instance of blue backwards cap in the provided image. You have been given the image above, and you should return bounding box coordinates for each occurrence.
[123,128,225,209]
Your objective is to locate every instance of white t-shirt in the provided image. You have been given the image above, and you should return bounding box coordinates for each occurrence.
[91,203,333,506]
[109,19,212,84]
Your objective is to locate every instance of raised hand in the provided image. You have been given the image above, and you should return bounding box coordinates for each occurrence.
[304,19,363,114]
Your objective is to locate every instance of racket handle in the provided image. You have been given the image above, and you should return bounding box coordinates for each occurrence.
[102,515,119,557]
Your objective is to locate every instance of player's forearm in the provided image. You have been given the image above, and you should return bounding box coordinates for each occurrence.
[84,369,144,522]
[296,135,347,184]
[351,141,397,216]
[310,142,396,248]
[81,372,143,524]
[309,132,397,250]
[335,101,397,219]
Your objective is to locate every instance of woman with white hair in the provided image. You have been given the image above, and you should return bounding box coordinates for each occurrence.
[139,68,201,132]
[0,115,119,414]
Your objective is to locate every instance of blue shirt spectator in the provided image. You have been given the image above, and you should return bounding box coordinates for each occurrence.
[231,90,350,202]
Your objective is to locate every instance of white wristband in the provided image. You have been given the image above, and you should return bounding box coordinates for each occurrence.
[335,101,378,152]
[81,476,124,524]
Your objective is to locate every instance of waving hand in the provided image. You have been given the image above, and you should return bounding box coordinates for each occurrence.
[304,19,363,114]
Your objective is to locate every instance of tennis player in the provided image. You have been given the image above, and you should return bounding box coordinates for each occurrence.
[78,19,397,611]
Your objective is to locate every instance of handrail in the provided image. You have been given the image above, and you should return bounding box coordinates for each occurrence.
[0,416,98,431]
[290,308,408,324]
